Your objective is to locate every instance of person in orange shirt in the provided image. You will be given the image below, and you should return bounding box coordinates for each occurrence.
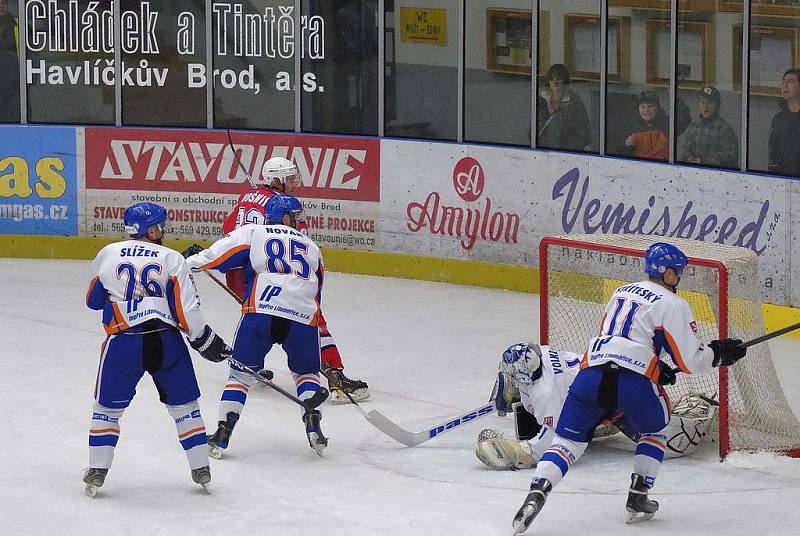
[623,91,669,161]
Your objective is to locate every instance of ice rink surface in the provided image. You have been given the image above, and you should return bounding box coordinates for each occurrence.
[1,258,800,535]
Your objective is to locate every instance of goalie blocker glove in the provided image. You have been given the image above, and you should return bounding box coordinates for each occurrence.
[709,338,747,367]
[189,325,232,363]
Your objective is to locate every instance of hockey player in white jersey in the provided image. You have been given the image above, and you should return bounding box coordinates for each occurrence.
[476,342,716,471]
[511,242,748,534]
[185,194,329,457]
[83,203,232,497]
[476,342,581,470]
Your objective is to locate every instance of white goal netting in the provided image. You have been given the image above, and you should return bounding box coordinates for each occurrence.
[540,234,800,456]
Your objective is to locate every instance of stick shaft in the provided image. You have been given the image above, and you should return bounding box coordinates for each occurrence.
[741,321,800,348]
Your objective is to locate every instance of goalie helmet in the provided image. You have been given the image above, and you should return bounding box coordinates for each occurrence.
[644,242,688,277]
[264,194,304,225]
[123,202,167,238]
[501,342,543,386]
[262,157,301,192]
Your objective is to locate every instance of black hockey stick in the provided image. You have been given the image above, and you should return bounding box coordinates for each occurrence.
[228,357,329,411]
[226,128,257,188]
[202,268,247,304]
[739,321,800,349]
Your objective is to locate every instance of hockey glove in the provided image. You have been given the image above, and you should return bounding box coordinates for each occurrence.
[182,244,204,259]
[657,361,677,386]
[491,370,520,416]
[189,325,232,363]
[710,338,747,367]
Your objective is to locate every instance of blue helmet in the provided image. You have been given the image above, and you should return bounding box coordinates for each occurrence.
[264,194,303,224]
[644,242,688,277]
[123,202,168,238]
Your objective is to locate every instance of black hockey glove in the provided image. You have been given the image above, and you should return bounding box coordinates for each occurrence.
[182,243,204,259]
[189,325,232,363]
[657,361,677,386]
[710,338,747,367]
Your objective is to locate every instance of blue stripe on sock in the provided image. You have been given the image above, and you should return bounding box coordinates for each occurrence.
[89,435,119,447]
[221,390,247,404]
[296,382,319,397]
[540,451,569,476]
[180,432,208,450]
[636,442,665,462]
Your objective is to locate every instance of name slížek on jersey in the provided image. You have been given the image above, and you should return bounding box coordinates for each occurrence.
[585,280,715,382]
[186,223,324,326]
[85,242,206,338]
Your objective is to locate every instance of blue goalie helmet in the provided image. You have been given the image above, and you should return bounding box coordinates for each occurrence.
[123,202,167,238]
[501,342,542,385]
[264,194,303,224]
[644,242,688,277]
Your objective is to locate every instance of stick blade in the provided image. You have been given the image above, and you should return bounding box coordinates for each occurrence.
[365,410,427,447]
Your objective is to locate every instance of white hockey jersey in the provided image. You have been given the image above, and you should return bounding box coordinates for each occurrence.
[518,345,581,460]
[187,224,323,326]
[584,280,716,381]
[86,241,206,340]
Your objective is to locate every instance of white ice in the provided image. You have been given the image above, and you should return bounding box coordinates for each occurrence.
[1,258,799,535]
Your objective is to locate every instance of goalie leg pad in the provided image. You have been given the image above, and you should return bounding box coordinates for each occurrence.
[475,429,535,470]
[513,402,542,441]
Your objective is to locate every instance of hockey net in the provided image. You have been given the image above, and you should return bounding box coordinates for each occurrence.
[539,234,800,457]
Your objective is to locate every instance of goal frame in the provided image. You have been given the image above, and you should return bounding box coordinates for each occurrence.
[539,236,737,457]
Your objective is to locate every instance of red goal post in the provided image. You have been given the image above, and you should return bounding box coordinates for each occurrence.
[539,234,800,458]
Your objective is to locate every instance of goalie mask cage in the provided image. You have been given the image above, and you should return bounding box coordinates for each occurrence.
[539,234,800,458]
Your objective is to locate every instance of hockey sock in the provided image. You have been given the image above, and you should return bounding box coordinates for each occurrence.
[533,436,588,487]
[218,368,252,422]
[167,401,209,470]
[320,327,343,369]
[293,371,322,402]
[633,433,667,488]
[88,403,124,469]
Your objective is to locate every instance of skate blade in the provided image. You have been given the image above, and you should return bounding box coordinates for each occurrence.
[308,433,327,457]
[85,483,99,498]
[208,444,224,459]
[626,511,655,524]
[330,388,370,404]
[201,482,212,494]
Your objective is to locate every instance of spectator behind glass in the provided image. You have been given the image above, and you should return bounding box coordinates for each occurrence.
[677,86,739,168]
[623,90,669,161]
[768,68,800,177]
[537,64,591,152]
[0,0,20,122]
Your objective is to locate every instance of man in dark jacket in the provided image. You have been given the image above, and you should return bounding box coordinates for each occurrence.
[768,68,800,177]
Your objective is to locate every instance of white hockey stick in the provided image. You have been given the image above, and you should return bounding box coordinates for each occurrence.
[363,402,495,447]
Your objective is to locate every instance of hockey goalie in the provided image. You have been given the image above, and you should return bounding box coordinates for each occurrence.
[475,342,716,470]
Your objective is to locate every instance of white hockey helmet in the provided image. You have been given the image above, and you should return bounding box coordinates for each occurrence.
[261,156,300,192]
[501,342,543,386]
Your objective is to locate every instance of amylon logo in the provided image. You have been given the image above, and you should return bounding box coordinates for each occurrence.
[406,157,520,251]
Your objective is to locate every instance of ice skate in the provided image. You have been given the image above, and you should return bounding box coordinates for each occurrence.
[512,478,552,535]
[303,409,328,456]
[324,365,370,403]
[207,411,239,459]
[191,465,212,494]
[82,467,108,498]
[626,473,658,524]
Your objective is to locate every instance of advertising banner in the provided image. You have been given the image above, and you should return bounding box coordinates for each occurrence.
[0,126,78,236]
[381,140,792,305]
[83,128,380,248]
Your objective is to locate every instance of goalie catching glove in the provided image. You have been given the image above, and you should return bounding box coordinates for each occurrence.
[709,338,747,367]
[189,325,232,363]
[475,429,536,470]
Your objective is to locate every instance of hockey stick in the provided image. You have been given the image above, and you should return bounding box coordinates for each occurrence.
[226,128,257,188]
[227,356,329,411]
[202,269,246,304]
[740,321,800,349]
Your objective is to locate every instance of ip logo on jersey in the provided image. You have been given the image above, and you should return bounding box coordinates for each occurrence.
[452,157,484,202]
